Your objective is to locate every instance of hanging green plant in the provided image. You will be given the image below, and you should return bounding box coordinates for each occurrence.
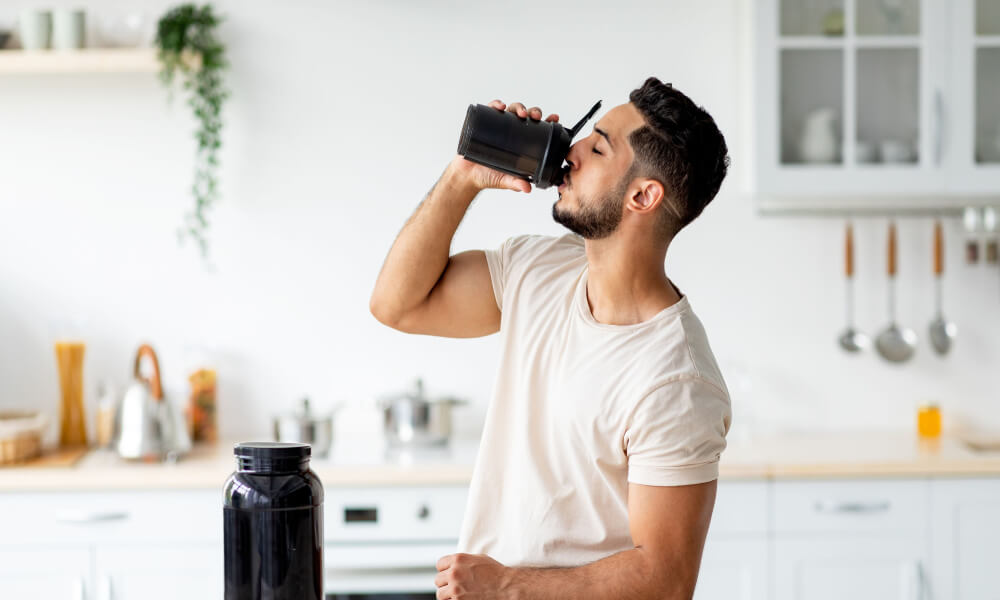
[156,4,228,260]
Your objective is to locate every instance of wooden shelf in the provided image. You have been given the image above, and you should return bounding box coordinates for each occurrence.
[0,48,159,74]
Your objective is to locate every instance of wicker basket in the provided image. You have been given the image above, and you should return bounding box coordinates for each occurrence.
[0,411,48,465]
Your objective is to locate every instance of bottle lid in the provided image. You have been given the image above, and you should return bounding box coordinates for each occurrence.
[234,442,311,473]
[235,441,310,458]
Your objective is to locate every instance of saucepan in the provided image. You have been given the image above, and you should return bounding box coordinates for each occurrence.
[272,397,337,458]
[378,379,466,447]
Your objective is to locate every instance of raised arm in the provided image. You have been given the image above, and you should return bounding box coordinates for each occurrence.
[370,101,559,338]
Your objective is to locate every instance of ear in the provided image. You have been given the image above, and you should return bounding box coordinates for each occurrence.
[626,179,664,215]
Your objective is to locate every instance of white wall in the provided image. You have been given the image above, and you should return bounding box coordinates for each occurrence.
[2,0,998,447]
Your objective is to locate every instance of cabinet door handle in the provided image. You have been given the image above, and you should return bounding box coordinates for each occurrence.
[933,89,945,166]
[814,500,891,514]
[55,510,129,524]
[101,574,114,600]
[71,576,87,600]
[901,560,927,600]
[914,560,928,600]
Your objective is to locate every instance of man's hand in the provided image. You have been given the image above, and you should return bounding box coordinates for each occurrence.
[451,100,560,194]
[435,552,512,599]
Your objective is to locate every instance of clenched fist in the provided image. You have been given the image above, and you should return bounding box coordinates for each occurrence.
[434,552,514,599]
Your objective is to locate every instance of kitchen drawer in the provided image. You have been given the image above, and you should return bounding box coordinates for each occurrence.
[710,481,769,536]
[325,485,467,543]
[0,490,221,544]
[773,479,928,535]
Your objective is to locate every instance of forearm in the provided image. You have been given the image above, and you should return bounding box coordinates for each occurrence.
[505,548,689,600]
[370,160,479,323]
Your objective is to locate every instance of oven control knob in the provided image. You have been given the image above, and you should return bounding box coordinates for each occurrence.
[417,505,431,520]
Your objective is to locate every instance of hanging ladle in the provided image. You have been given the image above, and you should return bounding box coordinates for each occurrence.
[838,222,869,353]
[929,220,957,354]
[875,221,918,363]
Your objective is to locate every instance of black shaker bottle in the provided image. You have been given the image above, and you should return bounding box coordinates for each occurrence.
[224,442,324,600]
[457,99,602,189]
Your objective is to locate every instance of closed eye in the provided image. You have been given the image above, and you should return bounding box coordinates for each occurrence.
[592,148,603,155]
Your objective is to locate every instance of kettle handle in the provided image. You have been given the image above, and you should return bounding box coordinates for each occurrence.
[133,344,163,401]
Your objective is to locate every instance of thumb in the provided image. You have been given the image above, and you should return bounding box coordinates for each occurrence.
[498,174,531,194]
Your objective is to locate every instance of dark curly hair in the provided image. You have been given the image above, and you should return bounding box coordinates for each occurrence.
[626,77,729,236]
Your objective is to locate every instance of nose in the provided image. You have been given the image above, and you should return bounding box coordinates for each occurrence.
[565,140,582,171]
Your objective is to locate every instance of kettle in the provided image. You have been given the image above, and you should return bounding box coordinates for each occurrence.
[112,343,192,461]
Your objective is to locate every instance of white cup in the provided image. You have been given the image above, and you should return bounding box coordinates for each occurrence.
[856,141,879,164]
[18,9,52,50]
[880,139,916,163]
[53,9,86,50]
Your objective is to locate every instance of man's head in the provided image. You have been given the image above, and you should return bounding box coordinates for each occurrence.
[553,77,730,243]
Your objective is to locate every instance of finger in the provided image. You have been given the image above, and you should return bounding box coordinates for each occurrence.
[436,584,452,600]
[436,554,454,571]
[488,99,505,111]
[507,102,528,118]
[434,569,450,587]
[528,106,542,120]
[545,113,560,123]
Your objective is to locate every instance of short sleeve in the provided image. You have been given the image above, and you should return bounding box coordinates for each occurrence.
[625,377,732,486]
[482,235,546,311]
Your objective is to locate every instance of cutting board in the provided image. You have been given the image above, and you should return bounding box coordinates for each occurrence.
[4,445,89,468]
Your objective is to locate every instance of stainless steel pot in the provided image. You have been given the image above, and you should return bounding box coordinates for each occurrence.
[272,397,334,457]
[378,379,465,447]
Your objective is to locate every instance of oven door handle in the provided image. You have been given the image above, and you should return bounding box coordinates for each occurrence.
[325,565,441,594]
[327,566,439,575]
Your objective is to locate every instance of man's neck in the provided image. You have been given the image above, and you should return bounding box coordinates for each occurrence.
[583,235,680,326]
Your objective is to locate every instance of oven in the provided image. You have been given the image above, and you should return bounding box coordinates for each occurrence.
[323,485,468,599]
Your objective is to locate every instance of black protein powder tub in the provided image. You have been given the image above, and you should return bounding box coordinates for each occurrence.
[224,442,324,599]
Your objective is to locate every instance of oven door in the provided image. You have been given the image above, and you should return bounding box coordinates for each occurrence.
[325,541,451,599]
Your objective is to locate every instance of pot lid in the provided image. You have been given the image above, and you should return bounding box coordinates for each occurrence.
[279,397,334,421]
[378,379,466,406]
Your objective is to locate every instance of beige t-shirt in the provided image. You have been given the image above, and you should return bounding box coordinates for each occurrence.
[456,233,731,568]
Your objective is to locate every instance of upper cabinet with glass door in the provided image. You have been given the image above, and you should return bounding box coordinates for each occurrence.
[754,0,998,211]
[949,0,1000,194]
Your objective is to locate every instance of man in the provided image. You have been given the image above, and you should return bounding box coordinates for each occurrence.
[370,77,732,600]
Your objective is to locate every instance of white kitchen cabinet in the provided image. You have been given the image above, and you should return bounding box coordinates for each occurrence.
[0,490,221,600]
[96,544,222,600]
[0,545,91,600]
[696,481,770,600]
[772,478,931,600]
[697,539,769,600]
[774,537,929,599]
[753,0,1000,211]
[929,477,1000,600]
[950,0,1000,193]
[5,475,1000,598]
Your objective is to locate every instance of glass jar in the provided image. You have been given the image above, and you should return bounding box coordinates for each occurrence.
[917,403,942,438]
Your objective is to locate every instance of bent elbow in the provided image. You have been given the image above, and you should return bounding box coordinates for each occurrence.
[369,295,400,329]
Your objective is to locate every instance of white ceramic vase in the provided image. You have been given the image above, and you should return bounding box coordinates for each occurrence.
[799,108,839,163]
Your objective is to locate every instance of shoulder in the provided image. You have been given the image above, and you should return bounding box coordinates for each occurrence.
[504,233,583,263]
[635,300,729,400]
[491,233,585,280]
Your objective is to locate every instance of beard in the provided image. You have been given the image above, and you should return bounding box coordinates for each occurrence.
[552,177,628,240]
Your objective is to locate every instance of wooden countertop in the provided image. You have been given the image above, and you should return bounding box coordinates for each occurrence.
[1,431,999,491]
[721,430,1000,479]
